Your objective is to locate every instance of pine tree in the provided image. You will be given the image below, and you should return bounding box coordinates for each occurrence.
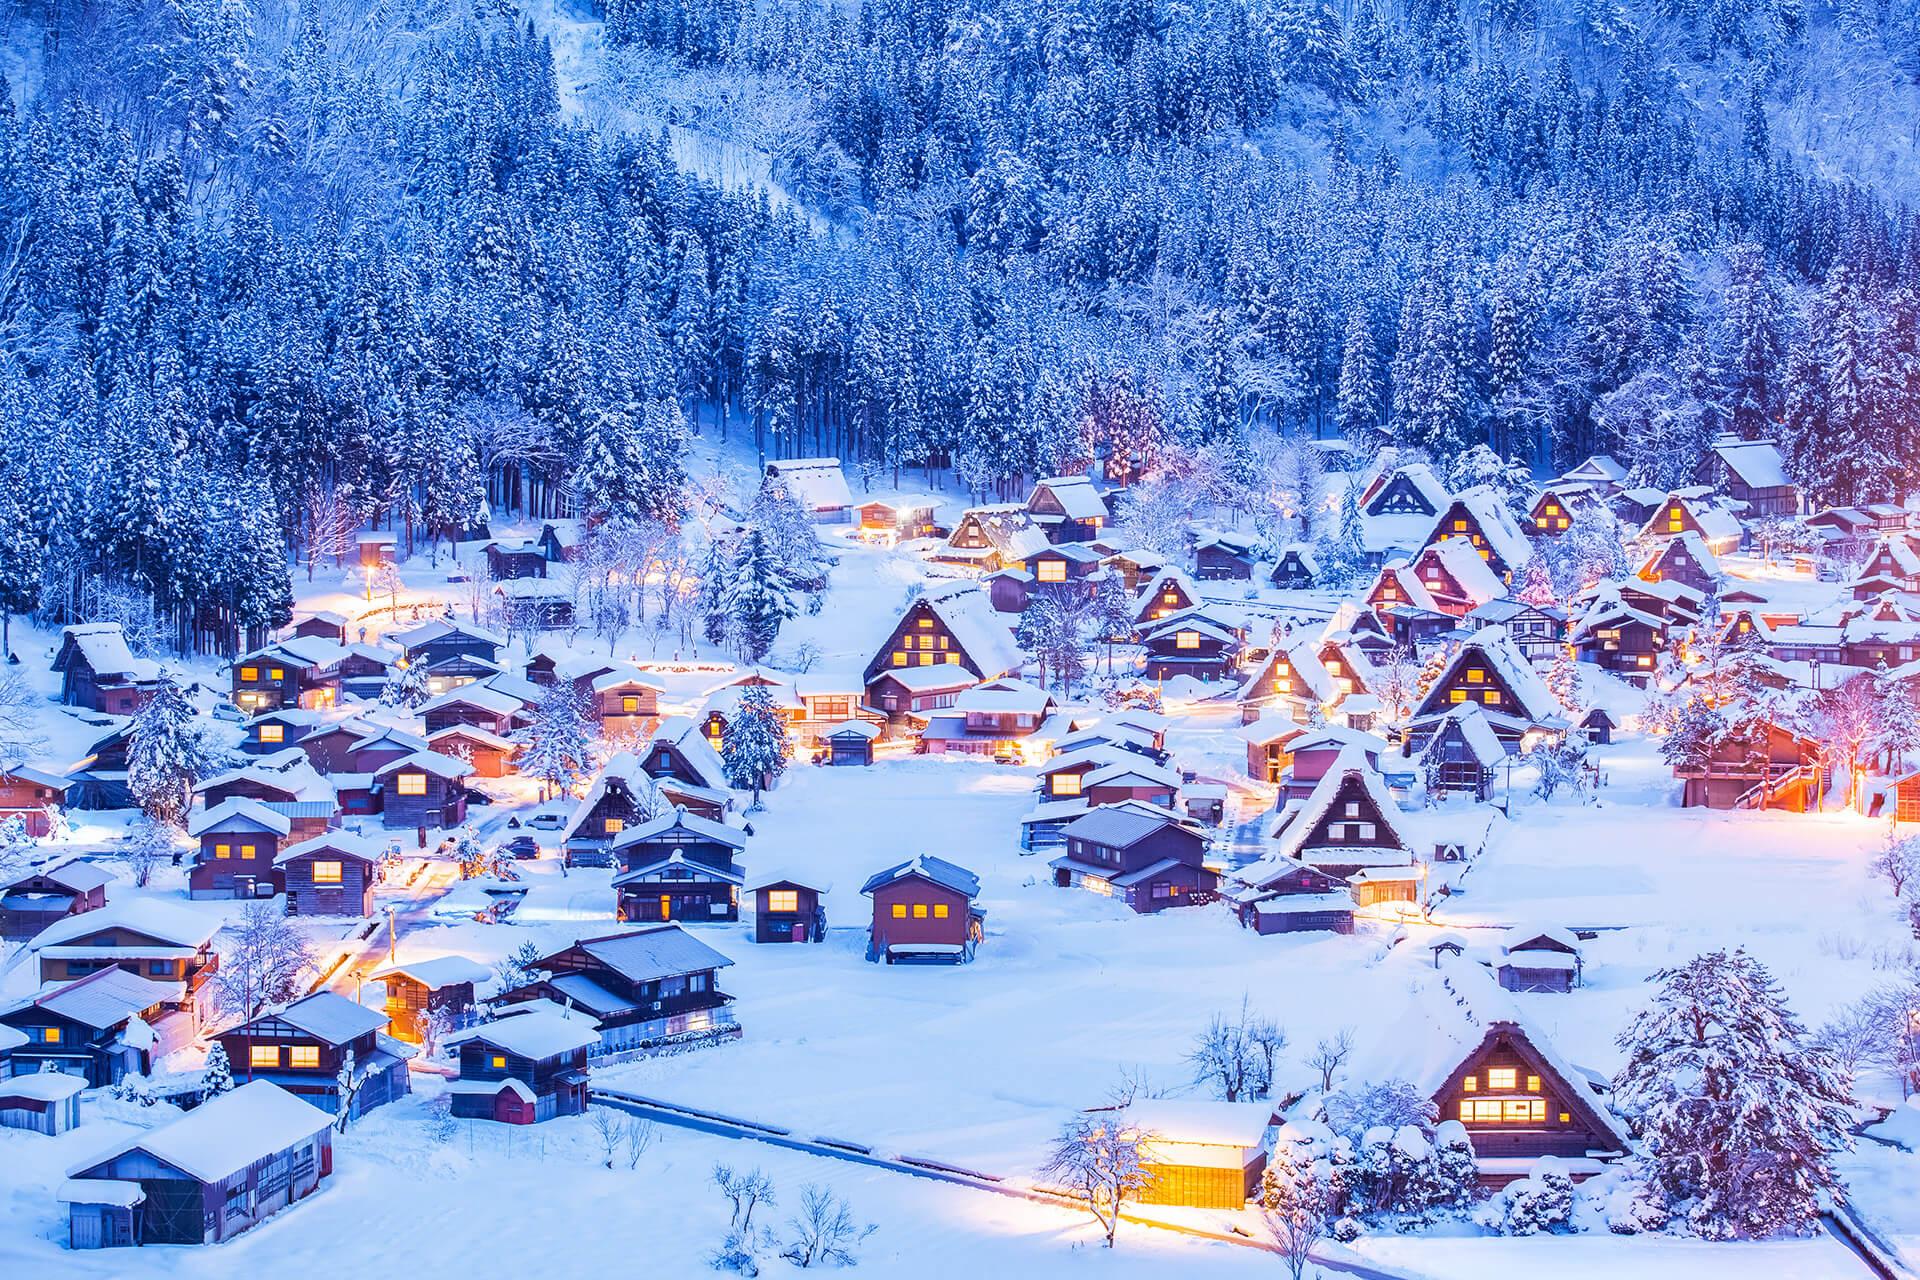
[726,527,797,664]
[1613,949,1854,1240]
[1336,306,1382,443]
[201,1041,235,1099]
[1874,661,1920,773]
[720,683,790,805]
[128,678,201,828]
[513,682,596,802]
[379,660,432,709]
[1515,555,1556,607]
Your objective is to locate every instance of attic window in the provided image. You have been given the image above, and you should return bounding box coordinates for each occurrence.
[1462,1075,1477,1092]
[1053,773,1082,797]
[1466,668,1485,683]
[491,1054,507,1069]
[622,696,640,714]
[396,773,428,796]
[1452,519,1467,532]
[917,618,934,628]
[1487,1067,1517,1091]
[259,724,284,743]
[269,668,285,681]
[767,889,798,913]
[605,818,625,835]
[1175,631,1200,650]
[1037,560,1067,583]
[240,666,259,682]
[311,861,343,884]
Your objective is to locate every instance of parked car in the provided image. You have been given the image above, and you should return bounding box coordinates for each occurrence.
[502,835,540,860]
[528,812,565,831]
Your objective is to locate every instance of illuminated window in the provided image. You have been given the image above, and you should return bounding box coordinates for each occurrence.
[1037,560,1067,583]
[1175,630,1200,650]
[605,818,625,835]
[1544,503,1559,517]
[1526,1075,1541,1093]
[912,904,929,918]
[891,904,907,918]
[1556,518,1567,529]
[241,844,256,859]
[917,618,934,629]
[1462,1075,1478,1092]
[1453,519,1467,531]
[622,696,640,713]
[1466,668,1485,683]
[41,1027,60,1043]
[216,843,232,860]
[892,651,907,667]
[396,773,427,796]
[1325,660,1341,675]
[490,1054,506,1069]
[250,1045,280,1068]
[1487,1068,1517,1091]
[240,666,258,681]
[944,653,959,664]
[1559,1111,1571,1124]
[919,654,934,666]
[1274,677,1291,693]
[933,903,950,918]
[290,1046,320,1069]
[767,890,799,913]
[311,860,343,884]
[260,724,284,743]
[1449,689,1467,703]
[1481,690,1500,705]
[270,668,285,681]
[1053,773,1082,797]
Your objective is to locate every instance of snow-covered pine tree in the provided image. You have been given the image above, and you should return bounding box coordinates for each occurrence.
[127,678,200,828]
[379,659,432,709]
[1873,659,1920,774]
[201,1041,235,1099]
[513,681,596,802]
[720,683,790,805]
[1612,948,1854,1239]
[1514,555,1556,607]
[726,527,798,664]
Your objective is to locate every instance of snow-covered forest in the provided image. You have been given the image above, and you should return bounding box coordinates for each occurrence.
[3,0,1920,653]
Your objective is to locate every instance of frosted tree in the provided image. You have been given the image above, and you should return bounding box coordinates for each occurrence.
[1038,1110,1157,1249]
[1336,306,1383,444]
[1259,1130,1337,1278]
[200,1041,235,1099]
[497,939,544,993]
[1515,555,1556,608]
[1545,648,1582,716]
[720,683,790,805]
[1873,661,1920,773]
[127,678,201,828]
[1187,999,1287,1101]
[1094,573,1139,674]
[1613,949,1854,1239]
[379,660,432,709]
[1313,478,1369,590]
[514,682,596,801]
[214,901,317,1020]
[123,814,175,887]
[726,528,798,664]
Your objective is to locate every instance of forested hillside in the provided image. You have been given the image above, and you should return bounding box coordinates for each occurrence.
[1,0,1918,650]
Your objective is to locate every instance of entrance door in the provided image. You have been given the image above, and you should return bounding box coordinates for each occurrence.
[659,895,672,921]
[791,922,806,942]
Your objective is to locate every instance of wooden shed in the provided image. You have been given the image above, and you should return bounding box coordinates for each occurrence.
[749,876,828,944]
[822,720,880,766]
[370,955,494,1044]
[0,1070,86,1134]
[1122,1100,1274,1209]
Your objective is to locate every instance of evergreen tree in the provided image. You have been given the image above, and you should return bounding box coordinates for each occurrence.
[720,683,790,804]
[127,678,201,828]
[201,1041,235,1099]
[513,682,596,802]
[726,527,797,664]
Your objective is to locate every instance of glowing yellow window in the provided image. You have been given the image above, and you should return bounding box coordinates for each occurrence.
[944,653,959,664]
[490,1054,506,1069]
[767,890,798,913]
[1526,1075,1541,1093]
[605,818,625,835]
[1545,504,1559,516]
[892,651,907,667]
[269,668,284,681]
[41,1026,60,1043]
[1462,1075,1478,1092]
[290,1046,320,1069]
[912,904,929,918]
[1466,668,1485,683]
[1536,517,1548,528]
[1556,518,1568,529]
[1453,519,1467,531]
[396,773,427,796]
[310,860,343,884]
[1449,689,1467,703]
[1175,630,1200,650]
[250,1045,279,1068]
[622,696,640,713]
[1481,690,1500,705]
[1325,659,1341,675]
[216,843,232,859]
[1487,1068,1517,1091]
[917,618,933,629]
[1382,585,1397,599]
[1037,560,1067,583]
[260,724,284,743]
[241,844,256,859]
[240,666,259,681]
[918,654,934,666]
[891,904,907,918]
[933,903,950,919]
[1558,1111,1571,1124]
[1053,773,1082,797]
[1274,677,1291,693]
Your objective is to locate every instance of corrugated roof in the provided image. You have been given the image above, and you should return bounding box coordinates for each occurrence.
[859,855,980,899]
[16,967,176,1029]
[68,1081,332,1184]
[576,925,735,981]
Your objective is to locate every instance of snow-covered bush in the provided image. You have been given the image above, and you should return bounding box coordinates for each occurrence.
[1496,1156,1575,1235]
[200,1043,234,1100]
[1599,1173,1674,1235]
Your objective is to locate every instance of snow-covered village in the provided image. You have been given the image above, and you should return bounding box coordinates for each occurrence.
[8,0,1920,1276]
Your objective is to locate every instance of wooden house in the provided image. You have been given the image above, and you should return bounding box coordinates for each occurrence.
[861,856,984,964]
[822,720,880,765]
[1577,707,1617,745]
[1259,750,1412,879]
[1423,490,1532,581]
[1133,568,1202,625]
[241,708,322,755]
[862,666,977,723]
[1268,725,1386,801]
[369,956,492,1044]
[276,833,380,917]
[1141,613,1242,681]
[1240,716,1305,785]
[64,724,135,811]
[1406,536,1507,616]
[764,457,855,523]
[590,669,667,740]
[0,859,110,941]
[918,678,1056,757]
[636,720,735,822]
[196,752,338,838]
[1362,462,1449,518]
[1674,713,1823,811]
[749,876,828,943]
[1411,703,1504,802]
[290,612,351,644]
[1087,1100,1274,1210]
[1270,544,1318,589]
[0,967,175,1085]
[854,496,941,544]
[1081,757,1183,808]
[1635,492,1743,556]
[444,1012,597,1124]
[1026,475,1109,542]
[419,682,528,738]
[295,719,424,776]
[218,991,411,1118]
[28,899,219,1017]
[562,754,658,869]
[934,505,1052,573]
[426,724,517,778]
[1050,806,1216,912]
[864,581,1022,684]
[1100,546,1166,593]
[0,1070,85,1135]
[1696,436,1797,516]
[1412,626,1565,745]
[1856,535,1920,593]
[483,534,561,580]
[1465,598,1568,664]
[187,798,293,899]
[492,575,576,630]
[0,765,69,837]
[1231,860,1354,935]
[52,624,164,714]
[1570,589,1670,683]
[1527,487,1585,536]
[371,751,471,832]
[62,1080,334,1246]
[497,926,740,1054]
[392,618,504,672]
[230,636,349,712]
[1192,530,1260,580]
[610,806,745,925]
[1637,530,1721,592]
[1555,454,1628,495]
[1497,926,1583,993]
[1027,541,1106,590]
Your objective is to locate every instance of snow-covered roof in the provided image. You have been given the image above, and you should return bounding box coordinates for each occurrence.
[1435,488,1531,571]
[1251,748,1409,872]
[448,1009,601,1059]
[372,750,473,782]
[1560,454,1628,484]
[10,967,176,1029]
[426,723,517,752]
[391,618,505,651]
[58,1178,145,1206]
[1710,438,1792,490]
[1425,702,1506,765]
[187,797,294,838]
[823,719,882,741]
[0,1069,87,1102]
[1123,1099,1274,1149]
[70,1081,332,1184]
[370,955,494,989]
[649,719,733,793]
[860,855,980,900]
[954,677,1052,715]
[766,457,855,511]
[612,806,747,851]
[1081,757,1183,789]
[1061,804,1195,849]
[1366,462,1451,514]
[575,925,735,981]
[58,623,163,682]
[1029,475,1109,522]
[1441,626,1562,724]
[613,852,744,888]
[250,990,389,1045]
[275,831,379,866]
[921,581,1024,678]
[1136,568,1200,611]
[868,665,979,693]
[1638,494,1743,548]
[590,666,667,694]
[3,859,112,895]
[1420,536,1507,607]
[29,898,215,952]
[417,683,526,718]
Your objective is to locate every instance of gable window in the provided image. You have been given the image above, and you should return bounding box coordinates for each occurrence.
[241,844,257,859]
[250,1045,280,1068]
[1453,519,1467,532]
[1448,689,1467,703]
[933,903,950,918]
[605,818,625,835]
[216,843,232,860]
[892,651,907,667]
[1526,1075,1541,1093]
[1466,668,1485,684]
[396,773,428,796]
[891,904,907,918]
[490,1054,507,1069]
[1462,1075,1477,1092]
[1175,630,1201,651]
[290,1046,320,1069]
[1037,560,1067,583]
[622,696,640,714]
[1487,1067,1517,1091]
[260,724,285,744]
[912,903,929,918]
[40,1026,61,1043]
[1053,773,1082,797]
[311,860,343,884]
[767,889,798,913]
[240,666,259,681]
[269,668,285,681]
[1481,690,1500,705]
[917,618,933,629]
